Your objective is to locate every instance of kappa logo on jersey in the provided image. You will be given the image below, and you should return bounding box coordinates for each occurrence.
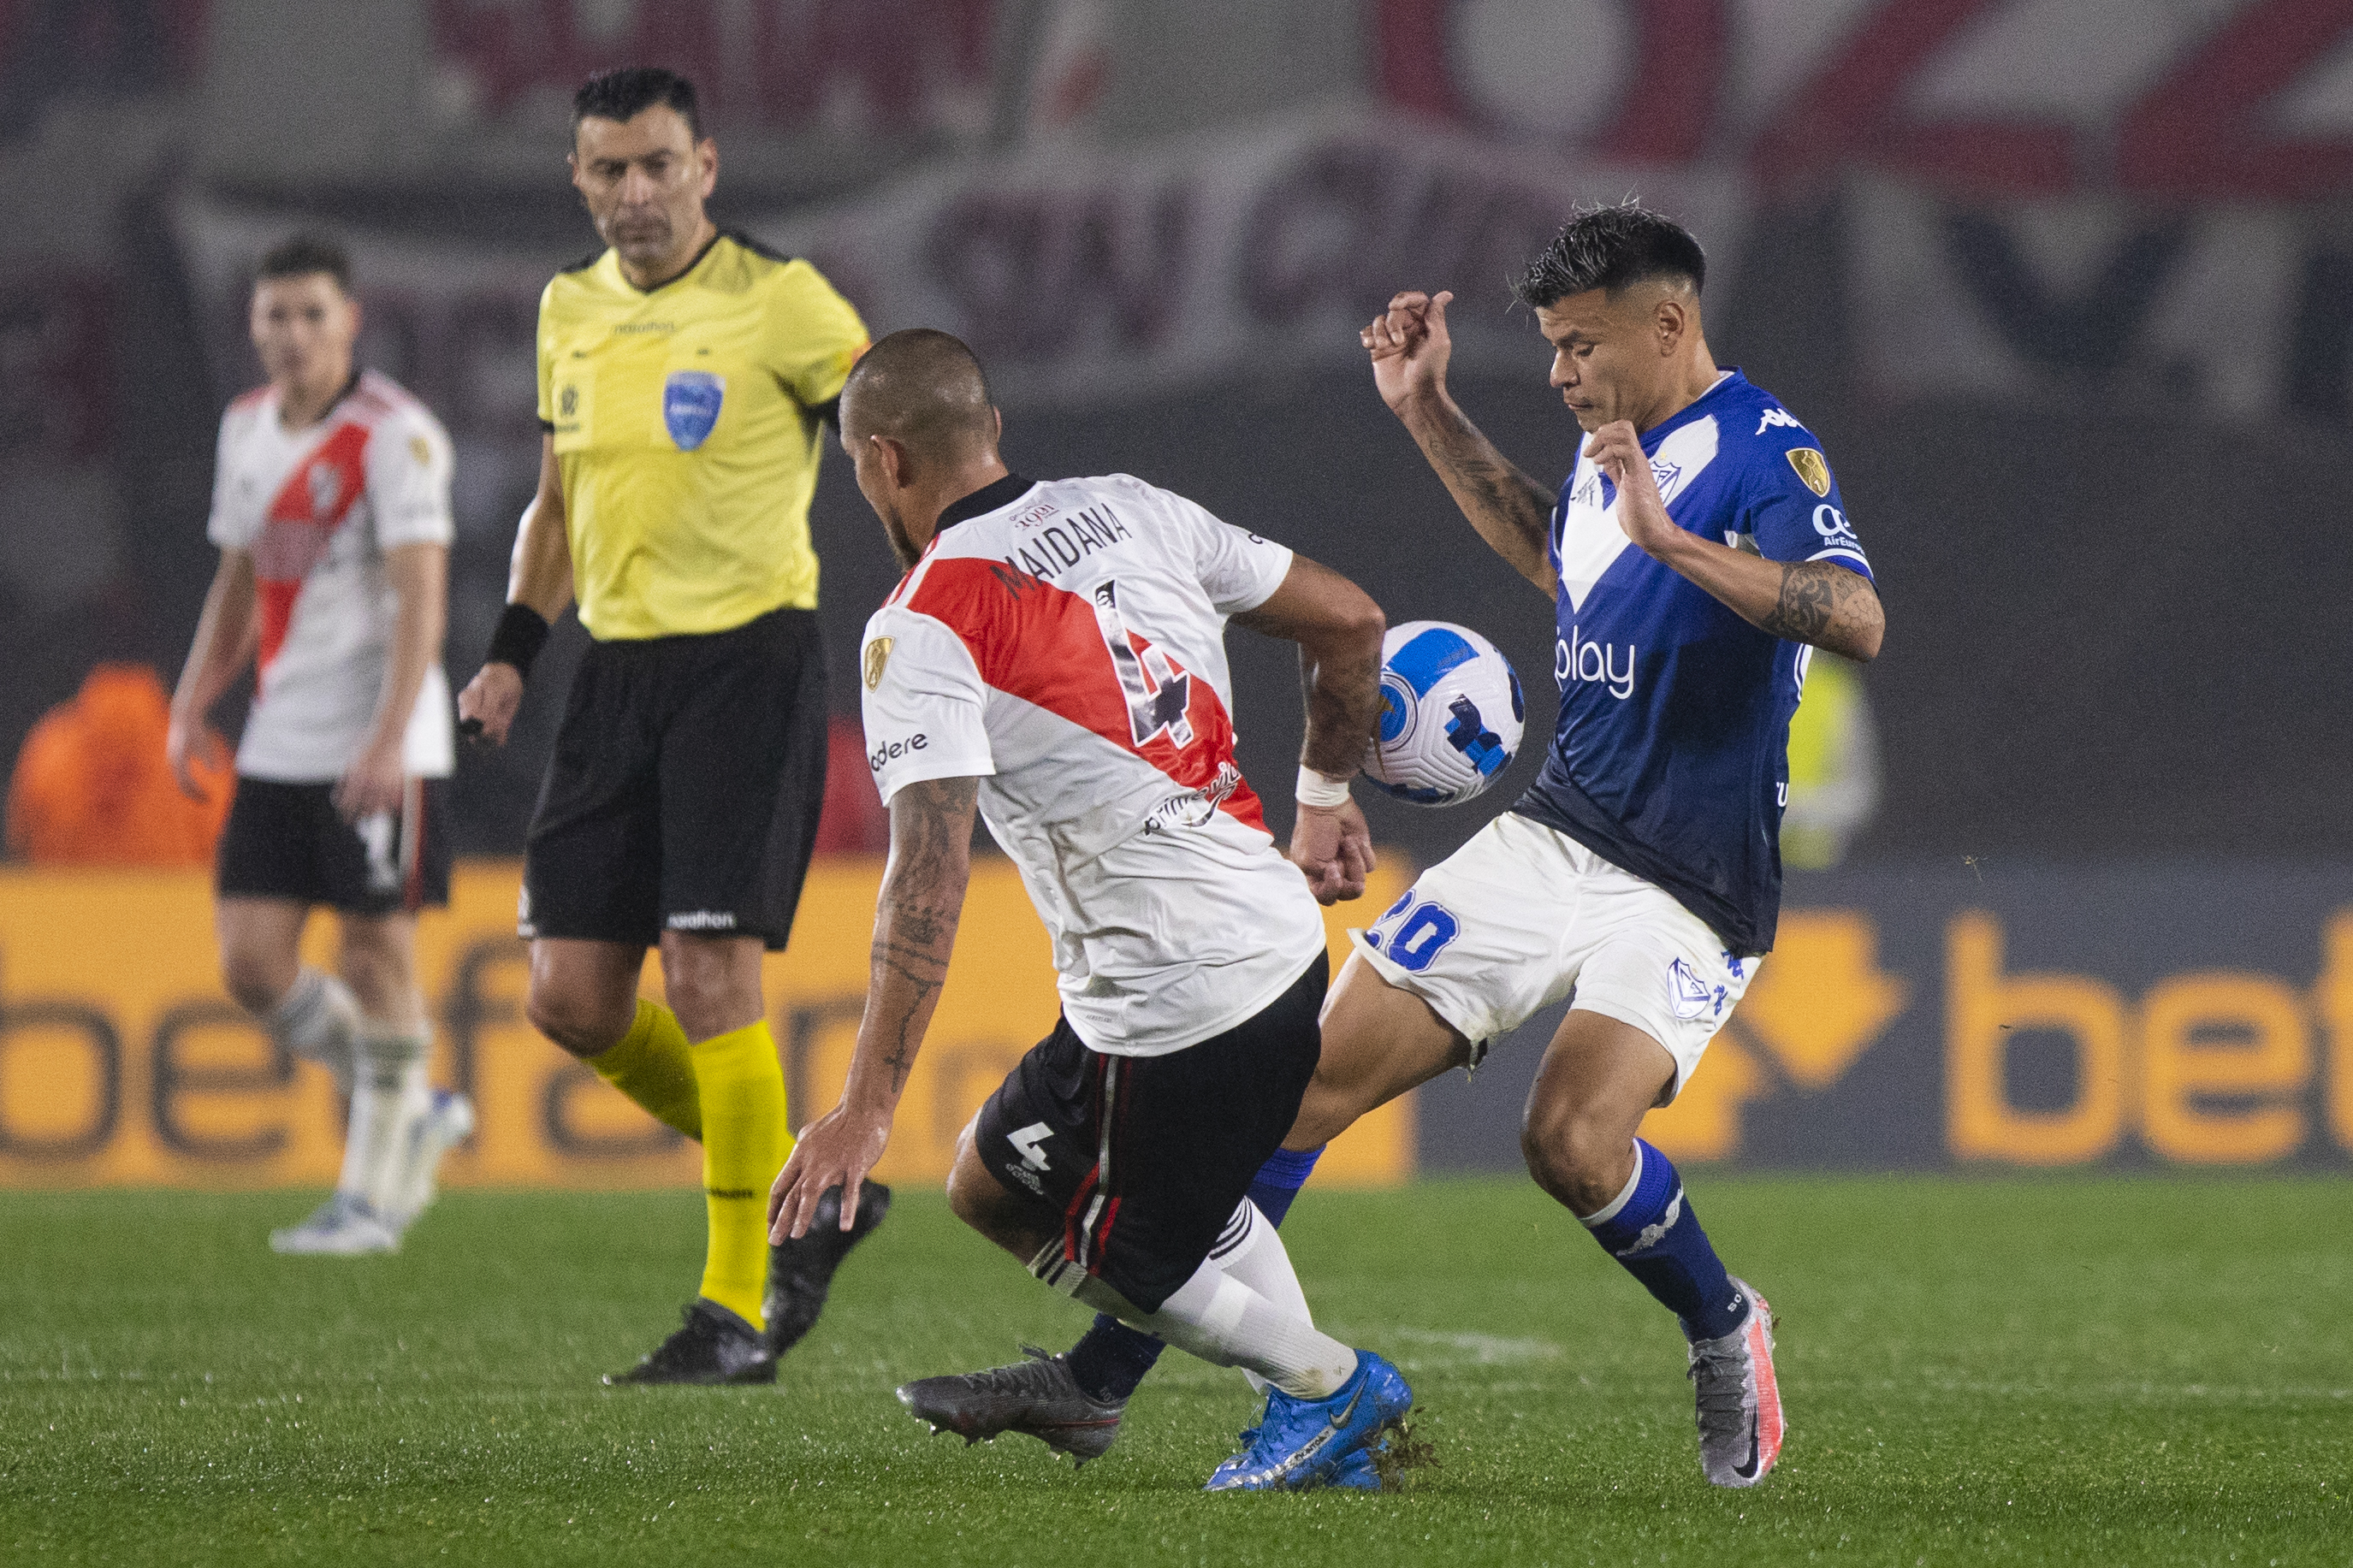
[1093,580,1194,748]
[1756,406,1806,436]
[663,370,724,450]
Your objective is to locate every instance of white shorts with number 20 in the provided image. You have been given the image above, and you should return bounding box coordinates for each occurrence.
[1350,812,1757,1099]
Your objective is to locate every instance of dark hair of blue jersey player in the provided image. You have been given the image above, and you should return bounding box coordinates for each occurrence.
[1047,203,1883,1484]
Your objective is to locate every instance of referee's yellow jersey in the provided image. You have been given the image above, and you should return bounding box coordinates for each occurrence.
[536,232,868,642]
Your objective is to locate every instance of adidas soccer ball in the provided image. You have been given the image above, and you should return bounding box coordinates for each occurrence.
[1360,620,1524,806]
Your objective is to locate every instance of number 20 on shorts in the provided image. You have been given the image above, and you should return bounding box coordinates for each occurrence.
[1366,891,1461,973]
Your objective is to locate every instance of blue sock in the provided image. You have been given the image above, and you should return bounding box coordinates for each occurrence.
[1246,1144,1324,1227]
[1064,1145,1327,1401]
[1581,1139,1749,1342]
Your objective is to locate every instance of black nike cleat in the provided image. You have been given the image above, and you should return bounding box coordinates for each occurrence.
[764,1182,892,1358]
[605,1299,777,1386]
[897,1346,1127,1465]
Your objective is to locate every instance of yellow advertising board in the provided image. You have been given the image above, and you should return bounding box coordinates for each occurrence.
[0,859,1413,1190]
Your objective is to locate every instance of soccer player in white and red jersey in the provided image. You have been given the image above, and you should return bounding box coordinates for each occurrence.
[168,234,472,1255]
[769,329,1411,1490]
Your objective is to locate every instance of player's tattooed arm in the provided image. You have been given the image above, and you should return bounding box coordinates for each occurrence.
[1362,288,1558,596]
[1759,560,1883,655]
[863,776,979,1095]
[768,775,977,1240]
[1234,554,1385,902]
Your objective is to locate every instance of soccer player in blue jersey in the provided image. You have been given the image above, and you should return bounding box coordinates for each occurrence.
[919,203,1883,1488]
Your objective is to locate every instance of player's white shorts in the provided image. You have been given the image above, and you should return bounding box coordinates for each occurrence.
[1349,812,1757,1098]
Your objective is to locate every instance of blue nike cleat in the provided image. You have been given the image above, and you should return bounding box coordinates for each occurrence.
[1203,1352,1412,1492]
[1328,1444,1382,1490]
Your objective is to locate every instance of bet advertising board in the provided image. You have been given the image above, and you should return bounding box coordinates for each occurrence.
[0,860,1413,1192]
[4,857,2349,1183]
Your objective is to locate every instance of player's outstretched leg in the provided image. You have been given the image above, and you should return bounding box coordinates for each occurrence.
[1048,1142,1331,1429]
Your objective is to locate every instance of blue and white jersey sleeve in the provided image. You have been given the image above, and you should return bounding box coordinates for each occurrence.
[1738,426,1871,582]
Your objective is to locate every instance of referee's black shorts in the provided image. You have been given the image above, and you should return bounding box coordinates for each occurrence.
[521,605,827,952]
[972,953,1328,1314]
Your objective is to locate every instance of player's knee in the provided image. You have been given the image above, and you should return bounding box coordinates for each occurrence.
[524,979,629,1059]
[1520,1098,1628,1215]
[220,945,293,1016]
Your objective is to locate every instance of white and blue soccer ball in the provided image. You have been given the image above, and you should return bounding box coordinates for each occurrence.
[1360,620,1524,806]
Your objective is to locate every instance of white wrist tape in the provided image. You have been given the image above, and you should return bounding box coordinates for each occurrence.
[1295,766,1352,809]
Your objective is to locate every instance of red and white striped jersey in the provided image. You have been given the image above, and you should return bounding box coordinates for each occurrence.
[207,370,455,782]
[859,472,1325,1057]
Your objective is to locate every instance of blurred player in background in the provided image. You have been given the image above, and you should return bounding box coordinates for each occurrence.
[773,328,1410,1490]
[457,68,878,1386]
[168,234,472,1256]
[1047,204,1886,1489]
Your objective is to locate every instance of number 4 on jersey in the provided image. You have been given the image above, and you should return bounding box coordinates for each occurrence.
[1092,580,1194,748]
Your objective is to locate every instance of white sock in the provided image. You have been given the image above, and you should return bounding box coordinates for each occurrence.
[1210,1201,1313,1396]
[340,1026,429,1219]
[269,967,359,1092]
[1049,1247,1359,1401]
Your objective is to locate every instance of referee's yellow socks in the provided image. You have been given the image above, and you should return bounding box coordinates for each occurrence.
[690,1019,792,1329]
[588,1001,702,1140]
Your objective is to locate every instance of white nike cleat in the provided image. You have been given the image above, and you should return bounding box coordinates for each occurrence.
[270,1192,400,1256]
[388,1090,474,1232]
[1687,1277,1784,1488]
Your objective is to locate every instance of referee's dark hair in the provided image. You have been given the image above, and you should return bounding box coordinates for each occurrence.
[1514,202,1705,310]
[840,328,998,459]
[255,232,352,294]
[574,66,702,140]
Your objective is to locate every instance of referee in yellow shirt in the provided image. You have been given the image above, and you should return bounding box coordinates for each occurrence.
[459,68,883,1385]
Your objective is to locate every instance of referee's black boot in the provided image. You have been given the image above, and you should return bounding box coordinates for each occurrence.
[605,1299,777,1386]
[764,1181,892,1359]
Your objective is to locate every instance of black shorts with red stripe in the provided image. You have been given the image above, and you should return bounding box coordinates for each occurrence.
[972,952,1327,1314]
[216,776,451,915]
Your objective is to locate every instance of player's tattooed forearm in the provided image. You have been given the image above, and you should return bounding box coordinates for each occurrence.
[865,775,977,1091]
[1761,560,1880,655]
[1417,402,1553,559]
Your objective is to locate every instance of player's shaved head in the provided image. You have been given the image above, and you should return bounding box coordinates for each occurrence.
[840,328,999,461]
[1514,201,1705,311]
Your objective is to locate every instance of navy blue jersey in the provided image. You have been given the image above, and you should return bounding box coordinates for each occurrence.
[1512,370,1872,956]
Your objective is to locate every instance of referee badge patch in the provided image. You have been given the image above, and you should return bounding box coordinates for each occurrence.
[663,370,725,450]
[1787,447,1831,497]
[862,636,894,690]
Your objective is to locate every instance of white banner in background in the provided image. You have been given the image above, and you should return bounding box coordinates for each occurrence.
[750,113,1747,406]
[175,118,1745,423]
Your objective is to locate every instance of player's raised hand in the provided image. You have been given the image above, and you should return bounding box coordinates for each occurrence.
[1362,289,1455,413]
[456,661,525,746]
[770,1101,890,1241]
[1585,420,1678,558]
[1289,796,1376,904]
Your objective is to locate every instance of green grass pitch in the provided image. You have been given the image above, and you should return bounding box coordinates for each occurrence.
[3,1177,2346,1565]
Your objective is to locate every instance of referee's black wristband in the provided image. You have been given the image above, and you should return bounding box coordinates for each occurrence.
[485,603,551,682]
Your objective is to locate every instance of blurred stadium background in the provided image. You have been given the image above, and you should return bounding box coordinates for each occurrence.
[4,0,2353,1189]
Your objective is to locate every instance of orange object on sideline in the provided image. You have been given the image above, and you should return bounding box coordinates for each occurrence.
[5,664,234,867]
